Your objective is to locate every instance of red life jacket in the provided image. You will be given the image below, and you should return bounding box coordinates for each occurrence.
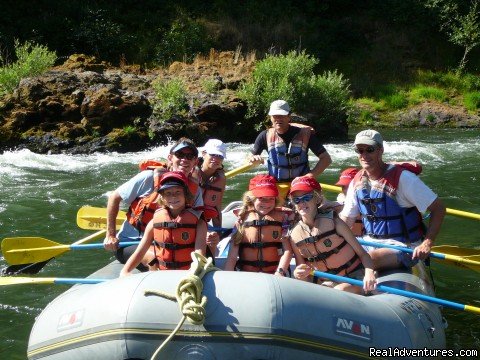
[199,168,225,221]
[152,207,199,270]
[126,160,199,233]
[236,208,291,273]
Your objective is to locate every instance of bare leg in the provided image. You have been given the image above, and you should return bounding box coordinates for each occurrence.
[369,248,401,271]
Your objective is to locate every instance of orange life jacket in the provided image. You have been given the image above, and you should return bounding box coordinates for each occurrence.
[236,208,291,273]
[290,211,362,278]
[152,207,199,270]
[199,168,225,220]
[126,160,199,233]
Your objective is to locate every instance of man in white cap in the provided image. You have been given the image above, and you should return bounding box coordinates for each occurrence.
[249,99,332,199]
[340,129,446,270]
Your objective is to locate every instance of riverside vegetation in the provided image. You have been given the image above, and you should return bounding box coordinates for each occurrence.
[1,1,480,153]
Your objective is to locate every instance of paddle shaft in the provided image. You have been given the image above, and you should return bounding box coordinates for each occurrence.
[357,239,480,267]
[5,241,140,254]
[320,183,480,221]
[0,277,107,286]
[311,270,480,315]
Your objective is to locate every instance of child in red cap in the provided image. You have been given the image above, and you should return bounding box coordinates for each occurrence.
[288,175,377,294]
[224,174,294,276]
[120,171,207,277]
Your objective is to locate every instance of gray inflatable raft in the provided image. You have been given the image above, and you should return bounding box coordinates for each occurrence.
[27,202,446,359]
[27,262,446,360]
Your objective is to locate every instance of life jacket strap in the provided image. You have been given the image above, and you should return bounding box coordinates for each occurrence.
[157,259,192,269]
[303,239,348,263]
[153,241,196,250]
[243,219,283,227]
[153,222,197,229]
[239,242,282,250]
[296,229,336,246]
[237,259,279,269]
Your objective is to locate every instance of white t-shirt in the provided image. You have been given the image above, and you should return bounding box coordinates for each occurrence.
[340,168,437,220]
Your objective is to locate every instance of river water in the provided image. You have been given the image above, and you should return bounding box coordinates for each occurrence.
[1,128,479,359]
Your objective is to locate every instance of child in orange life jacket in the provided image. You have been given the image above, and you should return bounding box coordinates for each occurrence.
[224,174,294,276]
[288,175,377,294]
[120,171,207,277]
[197,139,227,257]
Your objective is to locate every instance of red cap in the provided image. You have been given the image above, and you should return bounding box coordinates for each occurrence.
[159,171,188,191]
[289,175,321,193]
[335,168,359,186]
[248,174,279,197]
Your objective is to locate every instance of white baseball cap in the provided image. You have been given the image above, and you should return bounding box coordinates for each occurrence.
[354,129,383,147]
[201,139,227,159]
[268,100,291,115]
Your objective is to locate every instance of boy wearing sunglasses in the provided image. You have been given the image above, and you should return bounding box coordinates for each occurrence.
[340,129,446,271]
[288,175,377,294]
[104,137,205,269]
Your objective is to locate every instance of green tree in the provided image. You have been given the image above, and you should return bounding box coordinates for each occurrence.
[425,0,480,73]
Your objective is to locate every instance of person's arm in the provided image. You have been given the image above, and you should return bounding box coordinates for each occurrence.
[335,217,376,292]
[224,240,240,271]
[413,197,446,260]
[248,131,267,165]
[104,191,122,251]
[120,220,154,277]
[307,151,332,178]
[276,236,293,277]
[194,218,208,256]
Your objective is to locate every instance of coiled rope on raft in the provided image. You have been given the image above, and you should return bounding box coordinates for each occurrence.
[144,252,219,360]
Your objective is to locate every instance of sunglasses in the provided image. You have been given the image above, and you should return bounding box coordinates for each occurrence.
[209,153,224,160]
[292,193,314,204]
[175,152,197,160]
[354,146,376,154]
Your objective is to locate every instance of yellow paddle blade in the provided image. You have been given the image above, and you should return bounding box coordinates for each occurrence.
[225,163,257,178]
[0,277,56,286]
[2,237,69,265]
[432,245,480,257]
[76,206,126,230]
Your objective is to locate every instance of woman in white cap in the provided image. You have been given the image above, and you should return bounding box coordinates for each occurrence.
[197,139,227,257]
[248,99,332,201]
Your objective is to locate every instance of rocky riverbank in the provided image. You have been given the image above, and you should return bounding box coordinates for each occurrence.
[0,52,478,154]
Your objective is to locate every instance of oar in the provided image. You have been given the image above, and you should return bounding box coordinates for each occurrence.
[320,182,480,221]
[0,277,107,287]
[77,206,233,233]
[357,239,480,272]
[2,230,106,275]
[431,245,480,257]
[2,237,140,266]
[224,162,256,178]
[311,270,480,315]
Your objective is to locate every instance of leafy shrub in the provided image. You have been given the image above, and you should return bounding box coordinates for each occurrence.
[464,91,480,111]
[238,50,350,122]
[384,93,408,109]
[0,40,56,95]
[122,125,136,135]
[152,78,188,120]
[409,85,446,103]
[201,77,219,93]
[155,17,212,65]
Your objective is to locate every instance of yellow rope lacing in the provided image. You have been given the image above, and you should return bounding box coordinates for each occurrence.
[144,252,219,360]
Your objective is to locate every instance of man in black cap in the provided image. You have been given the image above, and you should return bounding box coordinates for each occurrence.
[104,137,204,267]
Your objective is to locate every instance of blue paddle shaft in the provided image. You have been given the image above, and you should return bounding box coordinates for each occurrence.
[357,239,446,260]
[70,241,139,250]
[312,270,466,311]
[53,278,107,285]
